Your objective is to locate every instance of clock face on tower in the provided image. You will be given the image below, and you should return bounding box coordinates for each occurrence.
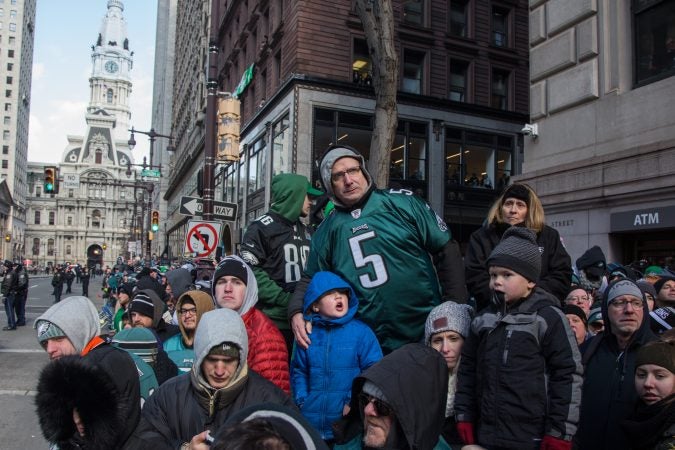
[104,60,119,73]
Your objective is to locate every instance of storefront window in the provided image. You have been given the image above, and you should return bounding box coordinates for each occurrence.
[312,107,429,198]
[445,127,513,192]
[223,163,237,203]
[272,113,291,175]
[247,133,267,194]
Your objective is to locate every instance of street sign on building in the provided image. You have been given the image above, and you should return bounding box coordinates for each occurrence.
[179,196,238,221]
[184,220,222,258]
[141,169,161,178]
[62,173,80,189]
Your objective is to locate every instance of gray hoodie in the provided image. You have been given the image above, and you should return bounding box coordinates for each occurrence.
[193,308,249,388]
[34,296,100,353]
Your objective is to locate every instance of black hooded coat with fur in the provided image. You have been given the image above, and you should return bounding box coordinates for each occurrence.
[36,345,142,449]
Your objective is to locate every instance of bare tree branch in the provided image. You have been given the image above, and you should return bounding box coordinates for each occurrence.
[354,0,398,188]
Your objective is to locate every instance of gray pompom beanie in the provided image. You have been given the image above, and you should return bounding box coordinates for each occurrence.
[319,146,373,206]
[424,301,474,344]
[487,227,542,282]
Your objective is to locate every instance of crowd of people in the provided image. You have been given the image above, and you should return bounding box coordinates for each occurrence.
[12,145,675,449]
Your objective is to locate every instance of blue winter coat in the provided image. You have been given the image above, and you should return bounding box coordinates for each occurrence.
[290,271,383,440]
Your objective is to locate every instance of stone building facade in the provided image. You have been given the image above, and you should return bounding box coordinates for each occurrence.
[519,0,675,267]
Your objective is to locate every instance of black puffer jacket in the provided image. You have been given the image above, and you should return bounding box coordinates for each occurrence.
[465,223,572,311]
[333,344,448,449]
[455,287,583,449]
[575,280,656,450]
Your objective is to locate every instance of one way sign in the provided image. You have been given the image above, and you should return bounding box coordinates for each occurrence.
[179,196,238,221]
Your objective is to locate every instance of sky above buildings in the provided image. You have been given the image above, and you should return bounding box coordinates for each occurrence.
[27,0,158,164]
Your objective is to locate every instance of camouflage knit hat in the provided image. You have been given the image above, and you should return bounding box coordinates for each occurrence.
[36,320,68,345]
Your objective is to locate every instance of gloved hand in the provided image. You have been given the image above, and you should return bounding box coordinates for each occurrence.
[540,435,572,450]
[456,421,475,445]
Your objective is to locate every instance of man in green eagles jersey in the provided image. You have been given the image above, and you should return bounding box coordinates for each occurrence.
[288,146,467,354]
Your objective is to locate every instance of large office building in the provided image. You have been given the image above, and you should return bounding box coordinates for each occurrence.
[0,0,36,261]
[162,0,531,257]
[519,0,675,268]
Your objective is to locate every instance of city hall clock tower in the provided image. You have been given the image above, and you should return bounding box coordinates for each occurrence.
[88,0,133,140]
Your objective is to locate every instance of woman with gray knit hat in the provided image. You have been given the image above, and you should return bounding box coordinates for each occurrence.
[455,227,582,450]
[424,301,473,447]
[464,183,572,311]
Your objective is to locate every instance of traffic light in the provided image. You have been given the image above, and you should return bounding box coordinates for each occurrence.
[4,233,9,242]
[151,210,159,232]
[44,167,56,193]
[217,97,240,162]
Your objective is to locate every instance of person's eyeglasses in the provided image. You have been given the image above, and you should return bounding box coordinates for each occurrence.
[358,393,393,417]
[178,308,197,316]
[331,166,361,183]
[565,296,590,304]
[609,299,644,310]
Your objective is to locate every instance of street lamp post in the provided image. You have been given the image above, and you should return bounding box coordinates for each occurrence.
[127,127,173,262]
[204,0,222,221]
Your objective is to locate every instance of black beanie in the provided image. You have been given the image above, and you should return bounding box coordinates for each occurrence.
[129,291,155,319]
[502,184,530,205]
[487,227,541,282]
[213,258,248,285]
[564,304,588,327]
[655,277,675,295]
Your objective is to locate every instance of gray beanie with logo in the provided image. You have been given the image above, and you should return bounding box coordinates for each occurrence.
[486,227,542,282]
[319,146,373,207]
[424,301,474,344]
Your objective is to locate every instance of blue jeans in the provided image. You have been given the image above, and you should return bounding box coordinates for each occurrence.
[4,293,16,328]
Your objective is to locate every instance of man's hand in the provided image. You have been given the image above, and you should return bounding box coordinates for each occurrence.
[183,431,211,450]
[291,312,312,349]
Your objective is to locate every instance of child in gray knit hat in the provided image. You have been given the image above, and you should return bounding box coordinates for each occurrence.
[454,226,583,449]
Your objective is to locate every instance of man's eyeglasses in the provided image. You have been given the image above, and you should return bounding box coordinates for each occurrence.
[565,296,590,305]
[359,393,393,417]
[609,299,644,310]
[331,166,361,183]
[178,308,197,316]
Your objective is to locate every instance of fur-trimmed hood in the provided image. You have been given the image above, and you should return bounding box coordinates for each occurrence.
[35,353,140,449]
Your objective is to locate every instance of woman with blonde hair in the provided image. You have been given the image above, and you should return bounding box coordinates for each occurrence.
[465,183,572,311]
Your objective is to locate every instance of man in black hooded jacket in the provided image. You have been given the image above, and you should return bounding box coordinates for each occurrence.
[576,279,656,449]
[333,344,449,449]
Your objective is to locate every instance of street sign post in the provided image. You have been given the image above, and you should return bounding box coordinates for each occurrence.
[184,220,222,258]
[179,196,238,221]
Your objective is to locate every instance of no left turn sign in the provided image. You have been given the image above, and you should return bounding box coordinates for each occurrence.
[185,220,222,258]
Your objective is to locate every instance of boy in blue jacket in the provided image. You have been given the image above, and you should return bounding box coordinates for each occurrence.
[291,271,382,443]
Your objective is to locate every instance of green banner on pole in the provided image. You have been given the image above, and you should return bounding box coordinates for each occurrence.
[233,64,255,99]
